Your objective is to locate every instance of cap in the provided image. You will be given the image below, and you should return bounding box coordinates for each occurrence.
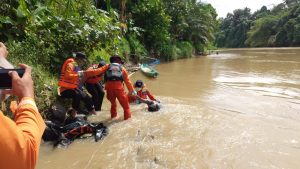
[109,55,124,64]
[134,80,144,88]
[98,60,106,68]
[75,52,86,60]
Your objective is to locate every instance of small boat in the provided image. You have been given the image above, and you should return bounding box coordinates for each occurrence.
[140,64,159,78]
[148,59,160,66]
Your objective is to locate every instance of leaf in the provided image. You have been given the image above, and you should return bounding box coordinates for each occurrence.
[17,0,31,17]
[0,16,16,25]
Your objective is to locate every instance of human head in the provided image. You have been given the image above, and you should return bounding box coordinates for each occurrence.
[98,60,106,68]
[109,55,124,64]
[74,52,86,66]
[134,80,144,88]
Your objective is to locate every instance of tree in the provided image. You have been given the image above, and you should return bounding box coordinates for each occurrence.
[215,7,252,48]
[246,15,280,47]
[131,0,171,55]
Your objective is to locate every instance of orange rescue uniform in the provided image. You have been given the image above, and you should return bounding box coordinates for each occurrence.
[58,58,109,89]
[137,87,156,100]
[85,64,103,84]
[0,97,45,169]
[58,58,80,93]
[105,66,134,120]
[128,86,156,103]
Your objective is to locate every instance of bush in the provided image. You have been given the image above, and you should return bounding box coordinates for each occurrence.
[116,37,131,60]
[127,34,148,60]
[89,48,111,64]
[176,41,194,58]
[131,0,171,55]
[6,37,55,69]
[6,39,58,114]
[158,43,178,61]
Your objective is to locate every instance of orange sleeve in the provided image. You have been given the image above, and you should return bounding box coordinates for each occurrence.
[122,67,134,92]
[146,90,156,101]
[0,97,45,169]
[85,64,109,78]
[65,62,78,79]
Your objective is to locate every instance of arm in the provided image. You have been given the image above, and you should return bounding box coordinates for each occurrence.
[135,95,154,106]
[0,98,45,169]
[0,62,45,169]
[85,64,109,78]
[146,90,156,101]
[122,68,134,92]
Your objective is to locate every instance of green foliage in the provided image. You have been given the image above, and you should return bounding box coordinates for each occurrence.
[216,1,300,48]
[246,15,280,47]
[215,8,252,48]
[175,41,193,58]
[159,43,178,61]
[6,39,58,113]
[131,0,171,55]
[1,0,123,112]
[1,0,123,72]
[127,34,148,60]
[159,41,194,61]
[116,37,131,60]
[1,0,219,112]
[184,3,217,51]
[88,48,110,64]
[163,0,217,54]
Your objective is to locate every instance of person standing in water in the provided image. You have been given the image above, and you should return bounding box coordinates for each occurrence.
[104,55,136,120]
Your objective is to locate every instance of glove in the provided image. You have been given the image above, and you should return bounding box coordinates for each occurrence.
[77,70,85,82]
[78,71,85,78]
[131,90,137,96]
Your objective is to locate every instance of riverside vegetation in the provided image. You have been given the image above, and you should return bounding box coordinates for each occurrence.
[215,0,300,48]
[0,0,217,114]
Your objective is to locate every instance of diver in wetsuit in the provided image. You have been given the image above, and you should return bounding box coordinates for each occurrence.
[42,107,108,147]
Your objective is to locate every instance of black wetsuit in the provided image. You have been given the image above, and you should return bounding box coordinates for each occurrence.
[42,116,108,147]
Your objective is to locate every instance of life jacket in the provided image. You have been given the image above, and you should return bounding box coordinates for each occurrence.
[86,64,103,84]
[104,63,123,82]
[137,87,148,99]
[58,58,79,89]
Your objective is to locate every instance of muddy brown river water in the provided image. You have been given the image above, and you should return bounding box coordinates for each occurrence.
[37,48,300,169]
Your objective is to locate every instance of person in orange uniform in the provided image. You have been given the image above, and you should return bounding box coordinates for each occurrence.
[104,55,136,120]
[58,52,97,116]
[85,60,106,111]
[0,42,45,169]
[128,80,157,104]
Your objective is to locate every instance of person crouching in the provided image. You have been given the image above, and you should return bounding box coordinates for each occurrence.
[85,60,106,111]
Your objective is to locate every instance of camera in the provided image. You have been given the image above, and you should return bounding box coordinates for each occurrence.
[0,69,25,89]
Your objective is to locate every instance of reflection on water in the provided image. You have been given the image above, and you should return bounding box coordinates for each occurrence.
[37,48,300,169]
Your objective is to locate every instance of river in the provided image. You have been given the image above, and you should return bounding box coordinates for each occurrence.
[37,48,300,169]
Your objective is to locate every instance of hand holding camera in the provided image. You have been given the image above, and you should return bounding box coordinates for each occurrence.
[0,42,34,100]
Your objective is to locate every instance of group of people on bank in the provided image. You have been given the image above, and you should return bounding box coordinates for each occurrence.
[43,52,160,146]
[58,52,159,120]
[0,41,160,169]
